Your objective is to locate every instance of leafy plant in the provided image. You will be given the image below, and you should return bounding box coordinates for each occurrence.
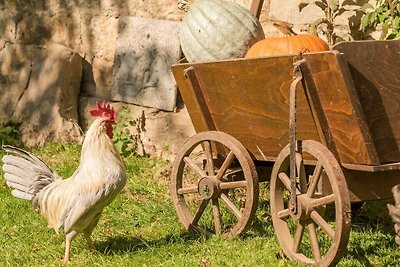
[0,117,22,146]
[112,107,146,157]
[299,0,358,45]
[360,0,400,40]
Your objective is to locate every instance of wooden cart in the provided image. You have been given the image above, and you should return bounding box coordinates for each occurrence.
[169,4,400,266]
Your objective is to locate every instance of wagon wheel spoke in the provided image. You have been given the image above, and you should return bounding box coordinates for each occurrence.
[171,131,259,237]
[293,222,305,253]
[177,185,198,195]
[276,208,291,219]
[311,194,335,208]
[308,222,321,261]
[184,156,206,178]
[192,199,210,226]
[310,210,335,239]
[212,198,221,235]
[307,162,323,197]
[219,180,247,190]
[220,193,242,220]
[278,172,300,194]
[270,140,351,266]
[203,141,215,176]
[216,151,235,181]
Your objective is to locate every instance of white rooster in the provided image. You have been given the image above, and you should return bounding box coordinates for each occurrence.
[2,101,126,262]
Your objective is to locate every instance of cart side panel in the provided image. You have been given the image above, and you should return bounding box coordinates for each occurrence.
[172,56,320,161]
[333,40,400,164]
[172,66,216,134]
[172,52,384,165]
[344,169,400,201]
[303,52,380,165]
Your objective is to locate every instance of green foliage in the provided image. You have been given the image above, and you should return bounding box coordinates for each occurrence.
[360,0,400,40]
[299,0,400,43]
[112,107,146,157]
[0,117,21,146]
[299,0,356,45]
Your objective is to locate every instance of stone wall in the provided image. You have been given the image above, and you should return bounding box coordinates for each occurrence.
[0,0,372,156]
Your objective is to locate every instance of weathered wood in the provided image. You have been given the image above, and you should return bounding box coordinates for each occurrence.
[393,184,400,205]
[342,161,400,172]
[250,0,264,18]
[302,52,380,165]
[333,40,400,164]
[343,169,400,201]
[172,45,400,166]
[388,185,400,244]
[172,56,320,162]
[299,59,340,161]
[184,67,217,132]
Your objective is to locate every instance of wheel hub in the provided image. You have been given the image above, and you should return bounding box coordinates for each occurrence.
[198,177,220,200]
[291,194,313,221]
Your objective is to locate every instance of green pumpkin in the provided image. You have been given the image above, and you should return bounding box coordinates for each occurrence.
[179,0,265,63]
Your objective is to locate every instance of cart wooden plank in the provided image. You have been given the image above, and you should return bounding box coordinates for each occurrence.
[301,52,380,165]
[344,168,400,201]
[333,40,400,164]
[172,50,391,166]
[250,0,264,18]
[172,55,320,162]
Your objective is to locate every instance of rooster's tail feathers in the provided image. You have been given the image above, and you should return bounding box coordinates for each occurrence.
[2,145,61,202]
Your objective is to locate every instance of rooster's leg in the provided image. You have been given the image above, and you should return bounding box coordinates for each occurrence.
[84,233,94,250]
[84,212,101,250]
[63,231,78,263]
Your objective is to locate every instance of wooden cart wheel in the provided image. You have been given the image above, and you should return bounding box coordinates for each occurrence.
[170,131,259,236]
[270,140,351,266]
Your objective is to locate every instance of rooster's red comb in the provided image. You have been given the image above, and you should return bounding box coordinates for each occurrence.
[90,100,116,121]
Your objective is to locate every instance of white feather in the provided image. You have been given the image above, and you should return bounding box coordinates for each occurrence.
[11,190,33,200]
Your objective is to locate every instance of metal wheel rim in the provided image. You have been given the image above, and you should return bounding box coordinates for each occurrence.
[170,131,259,236]
[270,140,351,266]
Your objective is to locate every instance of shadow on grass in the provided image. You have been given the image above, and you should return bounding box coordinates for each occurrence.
[94,231,203,255]
[351,200,395,232]
[94,200,397,266]
[342,200,398,266]
[94,216,276,256]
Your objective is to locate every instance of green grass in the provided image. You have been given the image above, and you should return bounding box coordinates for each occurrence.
[0,143,399,266]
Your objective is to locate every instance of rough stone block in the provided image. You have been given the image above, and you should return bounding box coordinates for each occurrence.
[80,14,118,61]
[0,43,36,118]
[109,16,181,111]
[7,43,83,146]
[269,0,324,27]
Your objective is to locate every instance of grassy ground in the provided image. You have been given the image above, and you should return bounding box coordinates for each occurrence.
[0,143,399,266]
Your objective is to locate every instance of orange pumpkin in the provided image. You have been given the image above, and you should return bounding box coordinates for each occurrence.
[245,22,329,58]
